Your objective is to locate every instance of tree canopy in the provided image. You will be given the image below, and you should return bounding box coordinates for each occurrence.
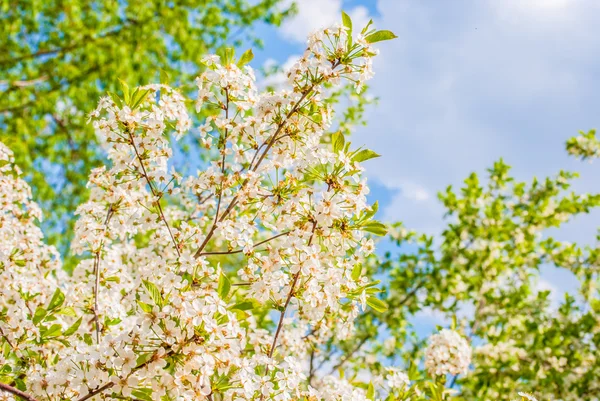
[0,0,293,253]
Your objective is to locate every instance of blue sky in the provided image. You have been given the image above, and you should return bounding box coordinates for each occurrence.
[248,0,600,333]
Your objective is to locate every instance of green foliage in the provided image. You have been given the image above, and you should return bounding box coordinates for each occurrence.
[0,0,293,259]
[566,129,600,160]
[318,136,600,400]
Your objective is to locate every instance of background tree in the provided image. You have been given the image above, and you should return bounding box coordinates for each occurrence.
[307,134,600,401]
[0,0,293,256]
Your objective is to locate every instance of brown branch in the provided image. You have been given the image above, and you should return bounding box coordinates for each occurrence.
[197,231,290,257]
[0,75,49,88]
[0,382,39,401]
[196,89,230,258]
[324,279,427,375]
[91,205,114,343]
[257,221,318,401]
[308,348,316,386]
[0,325,14,349]
[192,83,317,260]
[0,19,145,66]
[76,337,180,401]
[126,128,180,257]
[0,61,108,114]
[269,222,317,357]
[329,335,370,374]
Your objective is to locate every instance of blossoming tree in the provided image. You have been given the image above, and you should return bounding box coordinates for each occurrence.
[2,11,588,401]
[0,16,417,401]
[312,134,599,400]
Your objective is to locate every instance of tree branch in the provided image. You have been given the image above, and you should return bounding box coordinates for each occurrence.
[192,83,317,259]
[91,205,114,343]
[126,127,180,257]
[0,382,39,401]
[197,231,290,257]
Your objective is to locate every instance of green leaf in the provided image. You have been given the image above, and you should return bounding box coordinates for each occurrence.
[361,19,374,35]
[48,288,65,311]
[366,381,375,400]
[63,317,82,337]
[83,333,93,346]
[342,11,352,31]
[137,301,153,313]
[32,307,47,325]
[118,79,130,104]
[159,68,170,85]
[131,89,151,110]
[136,353,153,366]
[332,131,345,153]
[362,221,388,236]
[365,201,379,220]
[131,388,154,401]
[57,307,77,317]
[231,301,254,311]
[143,280,163,307]
[366,296,388,313]
[107,91,123,108]
[218,273,231,300]
[351,263,362,281]
[352,149,380,162]
[42,324,62,338]
[365,30,397,43]
[237,49,254,67]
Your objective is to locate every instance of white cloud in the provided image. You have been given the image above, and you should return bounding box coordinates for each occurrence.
[354,0,600,240]
[280,0,370,43]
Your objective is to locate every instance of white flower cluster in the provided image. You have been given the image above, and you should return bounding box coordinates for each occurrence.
[385,367,410,390]
[0,21,398,401]
[424,329,472,377]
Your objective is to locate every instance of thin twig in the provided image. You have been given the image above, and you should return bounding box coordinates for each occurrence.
[76,336,182,401]
[0,326,14,349]
[126,128,180,257]
[324,279,427,375]
[0,382,39,401]
[192,84,317,259]
[197,231,290,257]
[91,205,114,343]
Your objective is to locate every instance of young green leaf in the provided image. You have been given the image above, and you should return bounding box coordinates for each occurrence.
[159,68,170,85]
[143,280,163,307]
[118,79,130,104]
[237,49,254,67]
[83,333,93,346]
[107,91,123,108]
[342,11,352,31]
[351,263,362,281]
[137,301,153,313]
[32,307,47,325]
[231,301,254,311]
[366,381,375,400]
[365,30,397,43]
[48,288,65,311]
[42,323,62,339]
[218,273,231,300]
[63,317,82,337]
[332,131,345,153]
[364,201,379,220]
[352,149,380,162]
[131,89,151,110]
[366,296,388,313]
[362,221,388,236]
[361,19,374,35]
